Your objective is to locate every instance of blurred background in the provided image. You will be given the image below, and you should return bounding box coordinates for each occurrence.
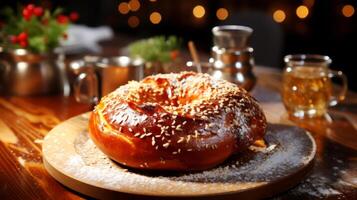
[1,0,356,91]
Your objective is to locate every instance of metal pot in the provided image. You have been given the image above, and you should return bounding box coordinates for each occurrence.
[0,48,61,96]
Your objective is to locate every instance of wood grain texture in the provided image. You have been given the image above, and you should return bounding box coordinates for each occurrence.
[0,96,89,200]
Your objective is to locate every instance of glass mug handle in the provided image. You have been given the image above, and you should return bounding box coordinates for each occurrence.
[328,70,348,106]
[74,71,99,105]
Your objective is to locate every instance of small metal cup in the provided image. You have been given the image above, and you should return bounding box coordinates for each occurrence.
[71,56,144,105]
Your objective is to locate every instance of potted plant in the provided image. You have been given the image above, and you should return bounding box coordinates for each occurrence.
[0,4,78,95]
[128,35,181,75]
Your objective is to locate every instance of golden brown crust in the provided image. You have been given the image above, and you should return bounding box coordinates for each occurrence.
[89,71,267,171]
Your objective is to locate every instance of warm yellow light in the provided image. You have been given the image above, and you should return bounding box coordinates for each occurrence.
[342,5,355,17]
[128,16,139,28]
[129,0,140,12]
[118,2,129,14]
[193,5,205,18]
[150,12,162,24]
[273,9,286,23]
[296,5,309,19]
[216,8,229,20]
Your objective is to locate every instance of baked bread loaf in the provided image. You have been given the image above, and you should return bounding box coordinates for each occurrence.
[89,72,267,171]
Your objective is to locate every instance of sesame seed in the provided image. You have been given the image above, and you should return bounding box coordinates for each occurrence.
[194,130,199,137]
[176,125,182,131]
[186,135,191,143]
[177,137,184,143]
[163,143,170,148]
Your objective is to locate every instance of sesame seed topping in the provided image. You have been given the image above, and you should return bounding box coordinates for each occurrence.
[163,143,170,148]
[176,125,182,131]
[186,135,191,143]
[177,137,185,143]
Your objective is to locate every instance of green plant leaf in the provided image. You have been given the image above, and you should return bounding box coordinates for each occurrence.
[128,35,181,63]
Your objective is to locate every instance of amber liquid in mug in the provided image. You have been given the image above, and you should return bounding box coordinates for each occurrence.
[282,66,332,118]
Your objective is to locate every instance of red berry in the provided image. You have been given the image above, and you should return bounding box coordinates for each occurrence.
[17,32,28,41]
[69,12,79,22]
[19,40,28,48]
[170,50,180,60]
[26,4,35,12]
[10,35,18,44]
[34,7,44,17]
[62,33,68,39]
[57,15,68,24]
[22,9,32,20]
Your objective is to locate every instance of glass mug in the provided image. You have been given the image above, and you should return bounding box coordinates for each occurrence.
[72,56,144,105]
[282,54,348,118]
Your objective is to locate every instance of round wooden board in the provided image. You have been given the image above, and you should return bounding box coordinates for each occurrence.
[43,112,316,200]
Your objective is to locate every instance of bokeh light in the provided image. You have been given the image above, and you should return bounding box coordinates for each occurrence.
[150,12,162,24]
[342,5,355,18]
[273,9,286,23]
[216,8,229,20]
[118,2,130,14]
[129,0,140,12]
[296,5,309,19]
[193,5,205,18]
[128,16,140,28]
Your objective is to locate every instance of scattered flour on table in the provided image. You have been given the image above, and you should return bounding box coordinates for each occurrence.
[57,125,316,195]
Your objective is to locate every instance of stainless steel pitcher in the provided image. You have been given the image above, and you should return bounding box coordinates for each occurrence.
[0,48,61,96]
[210,25,256,91]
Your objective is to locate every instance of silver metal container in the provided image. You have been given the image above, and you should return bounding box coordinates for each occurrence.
[0,48,61,96]
[210,25,256,91]
[70,56,144,105]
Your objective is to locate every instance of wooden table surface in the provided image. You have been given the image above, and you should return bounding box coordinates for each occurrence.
[0,66,356,200]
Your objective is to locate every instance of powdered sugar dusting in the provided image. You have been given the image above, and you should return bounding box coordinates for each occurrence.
[48,124,315,197]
